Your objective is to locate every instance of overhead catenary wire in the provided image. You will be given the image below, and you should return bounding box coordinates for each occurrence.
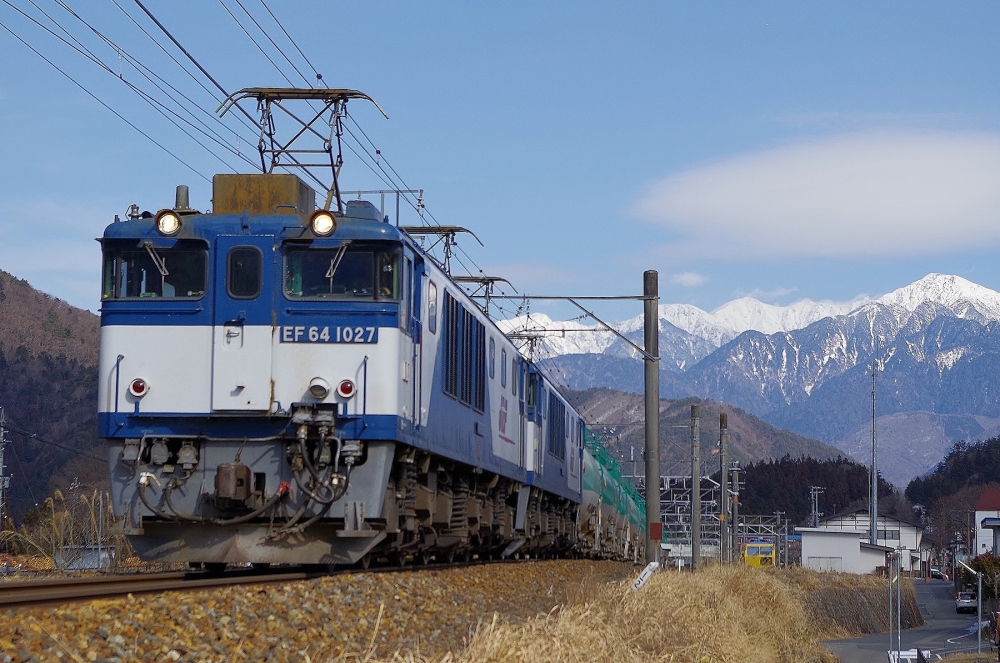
[3,423,104,463]
[111,0,262,137]
[7,443,38,508]
[216,0,296,88]
[5,0,249,174]
[0,14,210,182]
[231,0,312,87]
[13,0,502,291]
[52,0,260,168]
[259,0,323,84]
[131,0,330,193]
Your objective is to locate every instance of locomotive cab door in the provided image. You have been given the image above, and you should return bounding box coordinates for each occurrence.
[211,235,275,411]
[399,251,418,424]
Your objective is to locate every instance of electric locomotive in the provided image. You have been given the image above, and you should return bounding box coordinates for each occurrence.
[99,172,644,567]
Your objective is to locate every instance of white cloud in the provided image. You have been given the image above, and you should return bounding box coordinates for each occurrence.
[735,286,797,301]
[670,271,707,287]
[634,131,1000,258]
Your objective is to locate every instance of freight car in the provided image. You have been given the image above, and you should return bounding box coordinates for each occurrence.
[100,171,644,567]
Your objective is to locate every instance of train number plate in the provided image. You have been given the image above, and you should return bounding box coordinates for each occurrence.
[280,325,378,343]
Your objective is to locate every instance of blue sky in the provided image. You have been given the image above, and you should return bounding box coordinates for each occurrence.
[2,2,999,320]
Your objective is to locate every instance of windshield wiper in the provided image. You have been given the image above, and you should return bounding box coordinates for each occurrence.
[324,241,352,291]
[143,241,169,277]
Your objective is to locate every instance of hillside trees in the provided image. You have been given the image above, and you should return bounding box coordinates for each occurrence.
[736,456,897,525]
[905,437,1000,507]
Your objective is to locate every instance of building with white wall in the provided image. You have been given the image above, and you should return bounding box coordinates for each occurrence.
[974,488,1000,557]
[813,509,923,572]
[797,527,892,574]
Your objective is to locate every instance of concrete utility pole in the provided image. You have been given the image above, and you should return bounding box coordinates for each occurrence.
[643,270,661,564]
[730,461,741,562]
[808,486,824,528]
[691,404,701,570]
[870,362,879,546]
[0,407,9,531]
[719,413,729,564]
[774,511,785,568]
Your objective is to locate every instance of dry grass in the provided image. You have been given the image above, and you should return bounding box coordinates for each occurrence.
[326,565,898,663]
[776,567,922,638]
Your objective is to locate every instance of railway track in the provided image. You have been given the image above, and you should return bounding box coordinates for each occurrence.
[0,567,340,609]
[0,557,518,609]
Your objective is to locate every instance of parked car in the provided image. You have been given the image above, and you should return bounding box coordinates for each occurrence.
[930,568,945,580]
[956,592,977,613]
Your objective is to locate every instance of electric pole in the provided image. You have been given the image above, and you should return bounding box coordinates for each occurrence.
[730,461,741,562]
[691,404,701,570]
[643,270,661,564]
[870,360,880,546]
[809,486,825,528]
[719,413,729,564]
[0,407,9,531]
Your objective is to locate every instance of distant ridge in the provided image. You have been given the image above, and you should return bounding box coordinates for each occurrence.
[509,273,1000,487]
[0,269,102,519]
[0,270,98,365]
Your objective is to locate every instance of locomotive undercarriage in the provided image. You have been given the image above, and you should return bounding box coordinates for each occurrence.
[112,409,581,566]
[368,447,579,566]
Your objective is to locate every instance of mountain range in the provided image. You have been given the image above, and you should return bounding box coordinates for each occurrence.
[505,274,1000,486]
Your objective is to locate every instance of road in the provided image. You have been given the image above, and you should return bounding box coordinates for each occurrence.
[824,578,994,663]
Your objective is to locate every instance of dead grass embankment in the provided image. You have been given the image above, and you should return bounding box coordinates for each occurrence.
[334,565,914,663]
[777,567,922,639]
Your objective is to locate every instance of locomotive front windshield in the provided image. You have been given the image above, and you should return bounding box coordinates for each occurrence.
[284,245,400,300]
[102,244,207,299]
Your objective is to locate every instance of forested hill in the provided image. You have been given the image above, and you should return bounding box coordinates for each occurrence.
[0,270,102,520]
[563,388,846,470]
[905,437,1000,507]
[0,271,98,365]
[739,456,898,525]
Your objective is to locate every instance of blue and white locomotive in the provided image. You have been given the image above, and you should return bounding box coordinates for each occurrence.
[99,147,644,569]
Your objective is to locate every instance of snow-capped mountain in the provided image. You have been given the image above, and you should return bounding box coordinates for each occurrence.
[509,273,1000,486]
[874,273,1000,321]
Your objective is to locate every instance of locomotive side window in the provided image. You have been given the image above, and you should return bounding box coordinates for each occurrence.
[443,291,486,411]
[547,393,566,460]
[102,245,206,299]
[500,349,507,388]
[227,247,262,299]
[489,338,495,379]
[283,245,400,300]
[427,281,438,333]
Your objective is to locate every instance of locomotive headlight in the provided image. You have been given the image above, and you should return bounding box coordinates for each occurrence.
[128,378,149,398]
[310,210,336,236]
[308,377,330,399]
[337,379,356,399]
[155,210,182,236]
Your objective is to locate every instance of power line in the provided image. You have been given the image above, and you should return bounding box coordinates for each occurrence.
[216,0,295,87]
[6,0,246,172]
[0,15,210,182]
[3,421,104,463]
[8,443,38,508]
[232,0,311,87]
[53,0,258,167]
[259,0,323,84]
[111,0,258,136]
[130,0,329,192]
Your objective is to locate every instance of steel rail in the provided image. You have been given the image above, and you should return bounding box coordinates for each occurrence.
[0,557,521,609]
[0,568,327,609]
